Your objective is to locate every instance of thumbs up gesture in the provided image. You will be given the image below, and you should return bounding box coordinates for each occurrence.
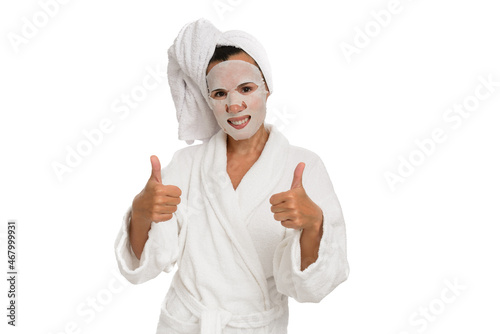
[269,162,323,232]
[131,155,182,224]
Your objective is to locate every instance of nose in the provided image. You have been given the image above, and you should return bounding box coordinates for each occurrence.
[226,92,247,113]
[226,102,246,113]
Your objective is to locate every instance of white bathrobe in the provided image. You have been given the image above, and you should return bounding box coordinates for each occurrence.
[114,123,349,334]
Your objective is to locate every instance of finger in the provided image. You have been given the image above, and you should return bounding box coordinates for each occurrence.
[153,185,182,198]
[155,196,181,206]
[165,185,182,197]
[280,219,297,229]
[152,213,173,223]
[273,212,294,222]
[290,162,305,189]
[154,204,178,214]
[150,155,162,184]
[269,191,289,205]
[270,203,289,214]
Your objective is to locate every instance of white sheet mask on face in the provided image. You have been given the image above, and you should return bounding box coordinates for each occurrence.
[206,60,268,141]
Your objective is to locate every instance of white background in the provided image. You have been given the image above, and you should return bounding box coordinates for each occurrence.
[1,0,499,333]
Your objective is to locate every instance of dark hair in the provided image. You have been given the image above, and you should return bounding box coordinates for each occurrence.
[209,45,247,64]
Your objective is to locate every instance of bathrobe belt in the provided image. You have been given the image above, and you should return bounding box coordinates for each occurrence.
[169,274,286,334]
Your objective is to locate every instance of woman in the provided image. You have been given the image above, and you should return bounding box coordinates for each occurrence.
[114,18,349,334]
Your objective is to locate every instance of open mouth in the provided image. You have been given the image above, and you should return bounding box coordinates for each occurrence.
[227,115,251,129]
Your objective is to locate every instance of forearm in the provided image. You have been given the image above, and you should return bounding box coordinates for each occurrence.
[129,213,151,260]
[299,216,324,271]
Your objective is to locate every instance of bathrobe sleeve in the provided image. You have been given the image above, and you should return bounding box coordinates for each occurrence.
[273,155,349,303]
[114,152,183,285]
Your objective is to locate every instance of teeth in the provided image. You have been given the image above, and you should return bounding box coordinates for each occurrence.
[229,116,250,125]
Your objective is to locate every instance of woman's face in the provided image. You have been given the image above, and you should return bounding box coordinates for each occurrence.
[206,52,270,141]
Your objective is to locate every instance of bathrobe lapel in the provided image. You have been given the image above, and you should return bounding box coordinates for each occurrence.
[235,124,289,225]
[200,123,289,309]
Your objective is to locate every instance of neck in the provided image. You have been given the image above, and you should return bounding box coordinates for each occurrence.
[227,123,269,155]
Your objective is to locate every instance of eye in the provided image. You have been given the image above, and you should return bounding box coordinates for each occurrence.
[211,91,227,99]
[240,83,258,94]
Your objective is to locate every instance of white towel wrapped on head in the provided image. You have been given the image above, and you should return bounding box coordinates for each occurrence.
[167,18,274,144]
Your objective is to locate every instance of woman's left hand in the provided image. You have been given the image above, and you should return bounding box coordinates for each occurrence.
[269,162,323,233]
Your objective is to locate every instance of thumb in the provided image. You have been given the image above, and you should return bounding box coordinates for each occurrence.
[290,162,305,189]
[150,155,162,184]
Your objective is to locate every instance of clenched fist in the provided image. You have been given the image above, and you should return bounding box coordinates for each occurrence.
[131,155,182,225]
[269,162,323,232]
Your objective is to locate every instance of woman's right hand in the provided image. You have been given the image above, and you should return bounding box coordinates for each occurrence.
[131,155,182,227]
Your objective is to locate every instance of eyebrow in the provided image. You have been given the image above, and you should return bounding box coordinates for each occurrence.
[238,82,255,87]
[210,82,257,93]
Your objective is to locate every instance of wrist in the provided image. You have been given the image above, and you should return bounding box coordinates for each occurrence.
[304,210,324,234]
[302,220,323,239]
[130,211,151,230]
